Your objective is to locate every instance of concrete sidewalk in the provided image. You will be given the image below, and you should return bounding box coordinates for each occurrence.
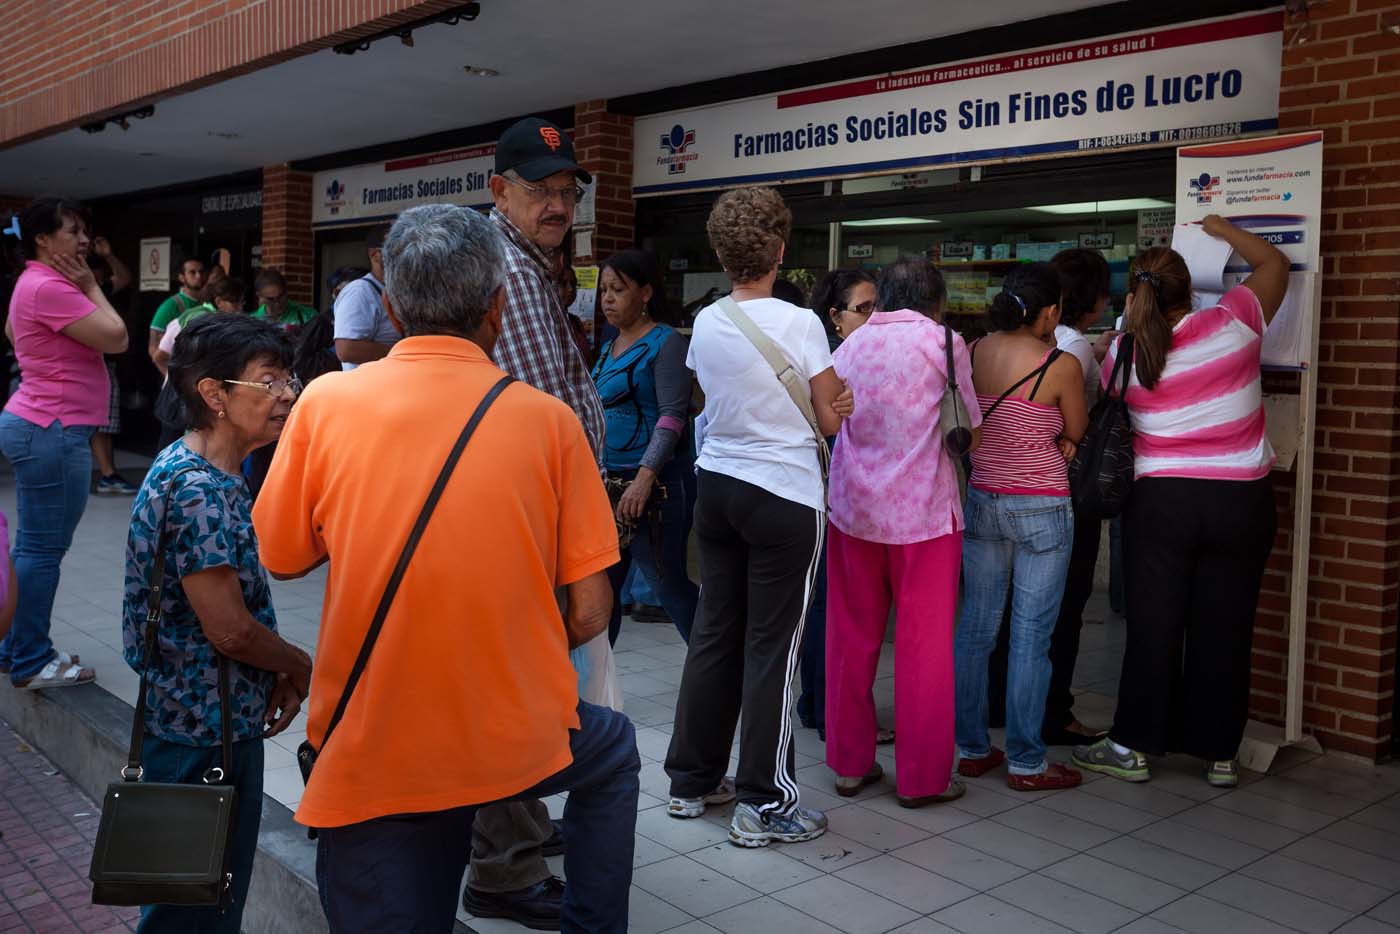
[4,464,1400,933]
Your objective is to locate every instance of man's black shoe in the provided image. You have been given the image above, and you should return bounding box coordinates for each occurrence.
[1042,724,1108,746]
[543,818,565,857]
[462,876,564,931]
[630,604,670,624]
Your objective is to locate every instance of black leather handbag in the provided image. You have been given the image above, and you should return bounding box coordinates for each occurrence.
[90,473,239,909]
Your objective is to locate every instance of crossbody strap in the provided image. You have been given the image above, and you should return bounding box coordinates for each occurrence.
[126,467,233,784]
[315,374,516,755]
[944,323,957,385]
[982,348,1064,424]
[717,295,826,450]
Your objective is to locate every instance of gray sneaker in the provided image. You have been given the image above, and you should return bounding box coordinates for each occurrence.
[668,777,737,819]
[1072,738,1150,782]
[1206,759,1240,788]
[728,802,827,848]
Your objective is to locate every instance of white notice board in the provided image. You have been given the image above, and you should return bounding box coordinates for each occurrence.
[1173,132,1325,755]
[1174,132,1323,368]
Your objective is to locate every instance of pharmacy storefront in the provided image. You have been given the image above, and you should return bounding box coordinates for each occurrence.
[630,8,1283,333]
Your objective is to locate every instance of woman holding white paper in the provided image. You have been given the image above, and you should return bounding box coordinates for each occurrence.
[1073,215,1288,789]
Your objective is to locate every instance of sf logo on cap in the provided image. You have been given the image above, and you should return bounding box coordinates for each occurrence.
[539,127,562,151]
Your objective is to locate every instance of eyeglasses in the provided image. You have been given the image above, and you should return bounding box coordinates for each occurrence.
[840,300,876,315]
[261,293,288,306]
[224,377,303,397]
[501,174,585,206]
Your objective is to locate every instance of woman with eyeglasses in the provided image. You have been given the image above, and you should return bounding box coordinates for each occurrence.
[122,312,311,933]
[815,268,877,342]
[795,268,877,743]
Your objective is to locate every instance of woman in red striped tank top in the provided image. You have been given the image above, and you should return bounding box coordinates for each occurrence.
[953,263,1088,792]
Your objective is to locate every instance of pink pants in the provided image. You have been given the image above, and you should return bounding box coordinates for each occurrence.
[825,524,961,797]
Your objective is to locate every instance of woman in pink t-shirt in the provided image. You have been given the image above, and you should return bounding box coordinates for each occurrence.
[826,257,983,807]
[1074,216,1289,789]
[0,198,128,689]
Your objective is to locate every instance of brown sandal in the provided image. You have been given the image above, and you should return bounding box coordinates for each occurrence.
[16,659,96,690]
[957,747,1005,778]
[1007,762,1082,792]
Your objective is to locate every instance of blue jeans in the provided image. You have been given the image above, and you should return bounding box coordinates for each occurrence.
[316,701,640,934]
[955,488,1073,775]
[607,462,699,643]
[0,414,94,681]
[137,736,265,934]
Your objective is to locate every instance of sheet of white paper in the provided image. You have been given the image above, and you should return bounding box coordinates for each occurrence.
[1260,271,1311,368]
[1171,223,1234,293]
[574,228,593,259]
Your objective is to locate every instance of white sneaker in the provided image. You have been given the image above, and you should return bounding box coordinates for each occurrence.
[668,777,736,819]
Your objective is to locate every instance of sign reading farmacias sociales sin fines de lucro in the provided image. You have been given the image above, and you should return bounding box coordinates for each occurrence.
[632,11,1282,194]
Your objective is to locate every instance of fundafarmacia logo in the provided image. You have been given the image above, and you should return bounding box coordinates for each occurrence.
[1188,171,1221,204]
[659,124,698,175]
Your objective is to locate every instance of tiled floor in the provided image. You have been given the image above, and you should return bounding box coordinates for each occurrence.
[5,461,1400,934]
[0,724,139,932]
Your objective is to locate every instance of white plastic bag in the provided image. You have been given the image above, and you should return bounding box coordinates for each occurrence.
[570,631,623,712]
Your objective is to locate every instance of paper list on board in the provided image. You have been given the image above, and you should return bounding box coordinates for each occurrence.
[1171,223,1233,308]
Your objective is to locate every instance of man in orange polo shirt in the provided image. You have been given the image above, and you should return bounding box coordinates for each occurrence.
[254,203,638,933]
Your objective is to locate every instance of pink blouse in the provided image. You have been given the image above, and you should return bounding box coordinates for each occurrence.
[5,262,108,428]
[830,310,982,545]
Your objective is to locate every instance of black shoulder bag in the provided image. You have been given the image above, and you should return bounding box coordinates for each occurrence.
[1069,334,1136,519]
[91,470,239,909]
[294,375,516,837]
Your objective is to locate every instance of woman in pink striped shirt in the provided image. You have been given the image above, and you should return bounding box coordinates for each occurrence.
[954,262,1088,792]
[1075,216,1289,789]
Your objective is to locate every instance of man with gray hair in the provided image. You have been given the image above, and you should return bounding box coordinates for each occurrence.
[255,204,639,933]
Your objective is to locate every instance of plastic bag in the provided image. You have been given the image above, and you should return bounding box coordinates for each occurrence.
[570,631,623,712]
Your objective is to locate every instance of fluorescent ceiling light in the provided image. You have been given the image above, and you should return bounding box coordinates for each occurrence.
[1026,198,1172,215]
[841,217,941,227]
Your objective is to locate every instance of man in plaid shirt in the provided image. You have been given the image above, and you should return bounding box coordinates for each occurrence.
[489,117,605,462]
[458,116,608,931]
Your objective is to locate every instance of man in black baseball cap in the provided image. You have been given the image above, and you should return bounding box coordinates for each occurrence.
[494,116,593,186]
[465,116,617,930]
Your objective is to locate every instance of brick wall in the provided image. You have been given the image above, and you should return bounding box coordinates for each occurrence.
[1255,0,1400,759]
[0,0,471,147]
[261,165,314,303]
[574,100,636,263]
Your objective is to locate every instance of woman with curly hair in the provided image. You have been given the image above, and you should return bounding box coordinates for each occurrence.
[664,186,853,848]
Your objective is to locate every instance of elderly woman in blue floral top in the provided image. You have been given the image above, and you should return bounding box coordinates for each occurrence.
[122,313,312,933]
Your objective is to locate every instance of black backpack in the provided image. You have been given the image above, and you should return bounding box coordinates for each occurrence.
[1068,334,1136,519]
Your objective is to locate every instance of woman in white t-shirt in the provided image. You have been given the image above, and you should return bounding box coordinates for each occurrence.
[664,187,852,848]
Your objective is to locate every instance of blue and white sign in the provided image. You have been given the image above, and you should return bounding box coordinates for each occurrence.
[632,11,1282,195]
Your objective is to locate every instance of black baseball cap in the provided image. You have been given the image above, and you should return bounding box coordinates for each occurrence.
[494,117,593,185]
